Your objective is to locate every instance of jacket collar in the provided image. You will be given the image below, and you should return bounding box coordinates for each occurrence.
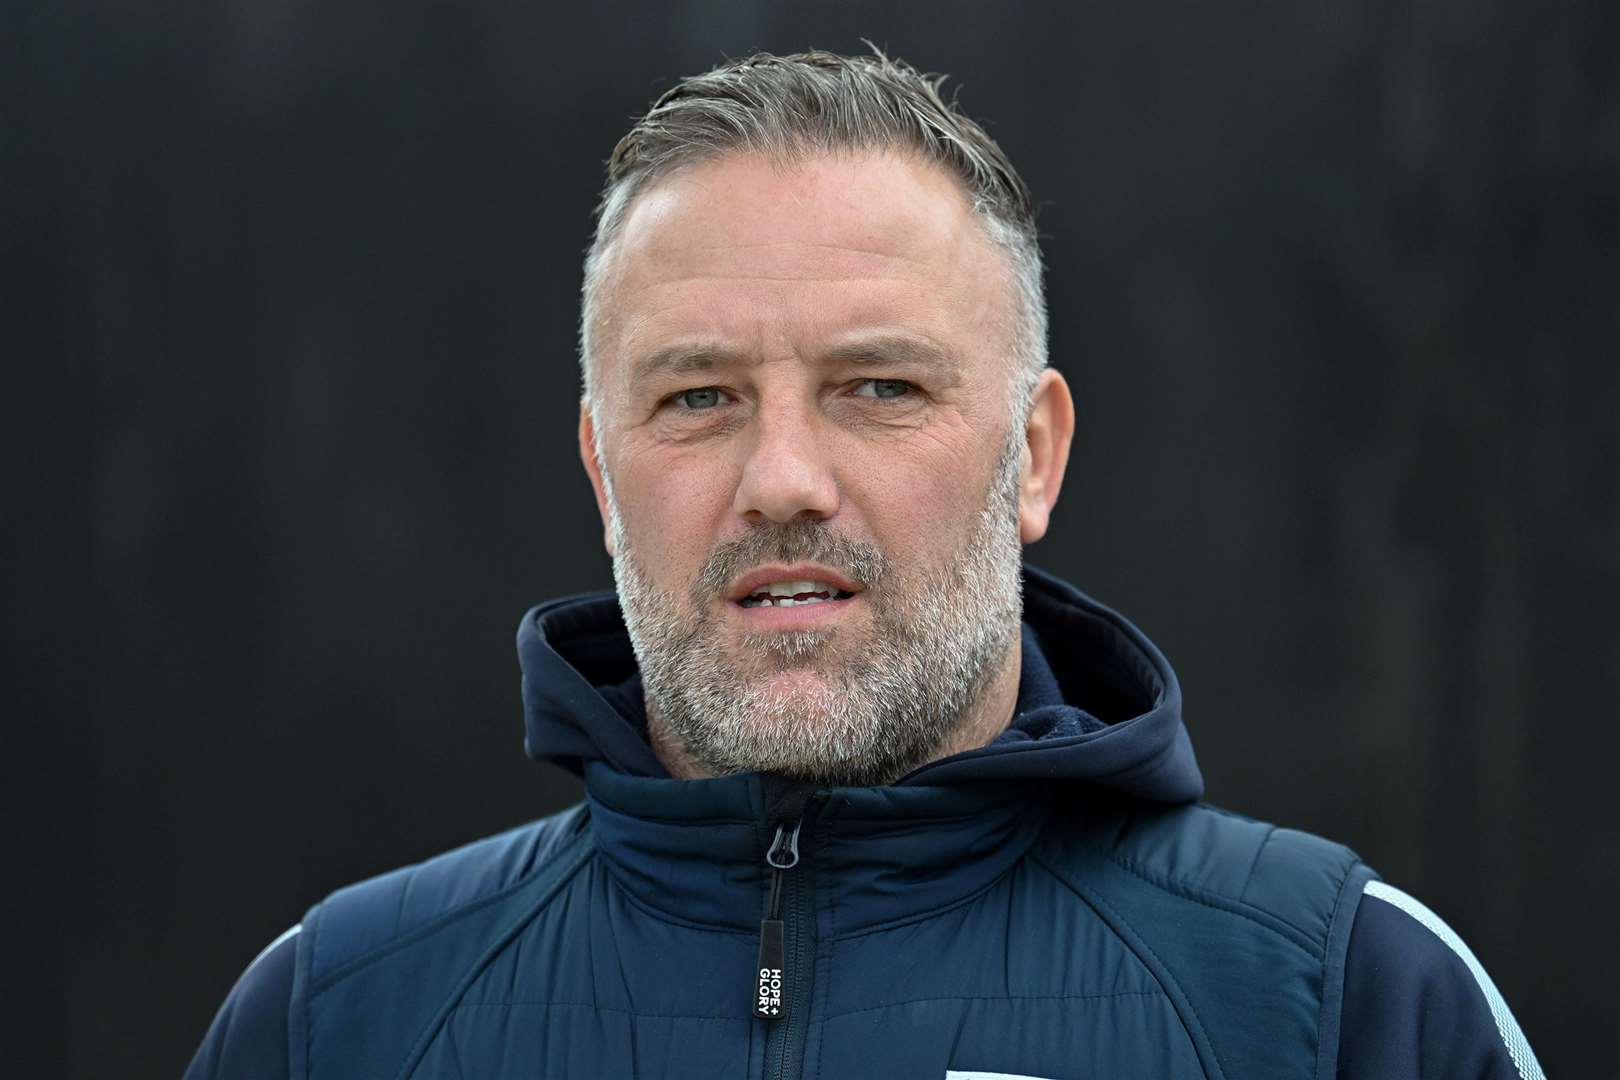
[582,763,1050,933]
[515,565,1201,928]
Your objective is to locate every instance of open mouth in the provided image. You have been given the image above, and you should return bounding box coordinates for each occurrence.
[737,580,858,609]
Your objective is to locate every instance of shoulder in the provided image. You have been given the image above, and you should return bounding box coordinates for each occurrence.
[288,805,597,1078]
[301,803,592,988]
[185,926,300,1080]
[1049,798,1370,940]
[185,805,593,1080]
[1038,798,1377,1078]
[1339,881,1544,1080]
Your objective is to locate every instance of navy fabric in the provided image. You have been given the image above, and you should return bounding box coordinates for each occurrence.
[1338,891,1532,1080]
[185,566,1536,1079]
[186,878,1534,1079]
[187,931,295,1080]
[286,785,1358,1079]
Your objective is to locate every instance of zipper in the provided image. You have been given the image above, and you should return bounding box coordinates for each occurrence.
[753,782,822,1080]
[752,819,800,1020]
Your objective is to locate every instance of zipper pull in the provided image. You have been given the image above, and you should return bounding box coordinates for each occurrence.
[753,819,801,1021]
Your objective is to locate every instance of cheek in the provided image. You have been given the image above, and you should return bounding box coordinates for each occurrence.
[612,451,737,571]
[839,432,994,562]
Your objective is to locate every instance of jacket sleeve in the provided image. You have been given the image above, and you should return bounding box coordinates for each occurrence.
[184,926,298,1080]
[1337,882,1544,1080]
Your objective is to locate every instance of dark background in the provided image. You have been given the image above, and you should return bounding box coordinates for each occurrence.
[10,1,1618,1076]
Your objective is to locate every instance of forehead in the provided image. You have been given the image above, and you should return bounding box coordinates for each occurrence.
[589,151,1012,380]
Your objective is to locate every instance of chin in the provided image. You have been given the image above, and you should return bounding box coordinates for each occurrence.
[741,672,845,722]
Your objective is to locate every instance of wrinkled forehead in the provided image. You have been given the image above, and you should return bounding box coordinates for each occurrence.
[584,151,1016,384]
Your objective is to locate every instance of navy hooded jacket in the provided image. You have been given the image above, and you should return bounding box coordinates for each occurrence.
[188,567,1543,1079]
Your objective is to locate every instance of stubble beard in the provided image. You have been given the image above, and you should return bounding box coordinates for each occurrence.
[605,433,1026,787]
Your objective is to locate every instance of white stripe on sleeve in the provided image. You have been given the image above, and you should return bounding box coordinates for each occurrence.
[242,923,301,979]
[1363,881,1544,1080]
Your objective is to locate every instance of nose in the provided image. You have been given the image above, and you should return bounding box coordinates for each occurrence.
[733,396,840,524]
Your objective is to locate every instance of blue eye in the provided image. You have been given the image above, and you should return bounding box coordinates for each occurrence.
[854,379,912,399]
[676,388,723,409]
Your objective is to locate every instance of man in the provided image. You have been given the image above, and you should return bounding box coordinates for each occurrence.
[189,50,1543,1079]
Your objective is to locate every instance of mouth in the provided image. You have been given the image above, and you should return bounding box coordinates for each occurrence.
[727,566,864,613]
[737,581,859,609]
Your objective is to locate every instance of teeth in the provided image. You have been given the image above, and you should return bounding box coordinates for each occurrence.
[763,579,835,597]
[740,578,851,608]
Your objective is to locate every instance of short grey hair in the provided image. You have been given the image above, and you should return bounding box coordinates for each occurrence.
[579,48,1047,419]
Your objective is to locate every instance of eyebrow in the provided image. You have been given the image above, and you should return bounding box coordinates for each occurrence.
[629,334,958,384]
[819,334,957,375]
[630,344,742,384]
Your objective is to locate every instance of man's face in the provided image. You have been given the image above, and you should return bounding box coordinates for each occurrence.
[581,152,1056,784]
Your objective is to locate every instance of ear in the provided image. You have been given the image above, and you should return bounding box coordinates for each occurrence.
[1017,368,1075,544]
[578,399,616,556]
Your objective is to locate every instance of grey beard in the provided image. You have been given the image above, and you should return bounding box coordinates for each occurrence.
[606,434,1025,787]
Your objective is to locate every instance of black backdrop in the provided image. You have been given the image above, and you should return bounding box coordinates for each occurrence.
[10,1,1619,1076]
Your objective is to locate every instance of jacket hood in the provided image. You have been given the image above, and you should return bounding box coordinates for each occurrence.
[516,564,1202,804]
